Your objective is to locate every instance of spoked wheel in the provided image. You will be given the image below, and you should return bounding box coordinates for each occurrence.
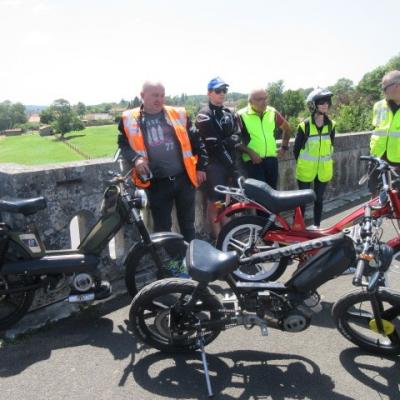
[0,274,35,331]
[332,289,400,356]
[217,215,289,281]
[125,241,188,297]
[129,278,224,353]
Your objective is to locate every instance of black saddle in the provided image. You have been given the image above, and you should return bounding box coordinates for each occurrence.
[243,179,315,214]
[0,197,47,215]
[186,239,239,282]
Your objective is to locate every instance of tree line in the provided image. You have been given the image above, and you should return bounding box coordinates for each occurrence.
[1,53,399,135]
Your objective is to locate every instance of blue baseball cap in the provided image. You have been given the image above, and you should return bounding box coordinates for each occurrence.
[207,77,229,91]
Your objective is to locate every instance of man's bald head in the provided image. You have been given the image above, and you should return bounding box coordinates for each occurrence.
[140,81,165,114]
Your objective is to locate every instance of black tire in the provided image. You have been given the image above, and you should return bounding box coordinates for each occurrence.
[385,244,400,288]
[130,278,224,353]
[0,273,35,331]
[216,215,289,282]
[125,241,188,297]
[332,289,400,356]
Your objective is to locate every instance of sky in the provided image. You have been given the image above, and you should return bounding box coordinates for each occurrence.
[1,0,399,105]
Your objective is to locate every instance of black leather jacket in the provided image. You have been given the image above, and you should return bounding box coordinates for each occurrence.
[195,102,241,169]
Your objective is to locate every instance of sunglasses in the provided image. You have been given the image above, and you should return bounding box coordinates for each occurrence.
[214,87,228,94]
[315,98,331,106]
[381,82,398,92]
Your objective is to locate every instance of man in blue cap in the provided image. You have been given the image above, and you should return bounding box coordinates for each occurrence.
[196,77,241,239]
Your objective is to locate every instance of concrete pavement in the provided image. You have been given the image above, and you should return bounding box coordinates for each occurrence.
[0,194,399,400]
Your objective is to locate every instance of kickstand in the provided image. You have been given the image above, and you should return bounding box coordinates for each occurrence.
[196,323,214,398]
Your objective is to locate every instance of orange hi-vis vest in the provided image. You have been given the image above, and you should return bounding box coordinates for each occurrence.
[122,106,198,188]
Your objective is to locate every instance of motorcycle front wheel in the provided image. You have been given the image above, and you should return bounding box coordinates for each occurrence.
[332,289,400,356]
[216,215,289,281]
[129,278,224,353]
[0,273,35,331]
[125,241,188,297]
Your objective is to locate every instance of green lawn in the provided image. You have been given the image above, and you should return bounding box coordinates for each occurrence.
[0,125,119,165]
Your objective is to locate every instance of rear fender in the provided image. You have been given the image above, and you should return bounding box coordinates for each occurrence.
[122,232,187,268]
[215,202,268,222]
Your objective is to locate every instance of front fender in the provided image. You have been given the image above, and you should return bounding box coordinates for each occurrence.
[122,232,187,267]
[215,202,267,223]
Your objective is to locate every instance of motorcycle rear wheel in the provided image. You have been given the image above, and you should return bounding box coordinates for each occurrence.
[129,278,223,353]
[0,273,35,331]
[332,289,400,356]
[217,215,289,281]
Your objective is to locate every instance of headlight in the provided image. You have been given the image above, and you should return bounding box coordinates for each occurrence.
[133,189,148,209]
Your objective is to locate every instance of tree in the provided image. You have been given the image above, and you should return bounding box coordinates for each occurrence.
[75,102,86,117]
[0,101,27,130]
[282,90,305,118]
[40,107,55,124]
[329,78,355,105]
[266,80,285,112]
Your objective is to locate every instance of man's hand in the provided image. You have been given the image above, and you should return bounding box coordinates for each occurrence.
[249,150,262,164]
[196,170,207,185]
[134,157,151,176]
[278,147,286,157]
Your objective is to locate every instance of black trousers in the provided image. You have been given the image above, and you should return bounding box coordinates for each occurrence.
[245,157,279,189]
[147,173,196,242]
[297,178,328,226]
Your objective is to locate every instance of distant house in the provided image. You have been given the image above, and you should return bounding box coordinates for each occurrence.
[84,113,112,121]
[39,125,53,136]
[28,113,41,123]
[1,128,23,136]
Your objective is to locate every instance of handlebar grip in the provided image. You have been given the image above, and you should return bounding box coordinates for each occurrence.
[352,259,366,286]
[360,156,373,161]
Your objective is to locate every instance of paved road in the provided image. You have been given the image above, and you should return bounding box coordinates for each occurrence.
[1,204,399,400]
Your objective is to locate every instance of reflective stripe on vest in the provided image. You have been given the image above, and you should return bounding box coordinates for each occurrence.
[295,118,335,183]
[122,106,198,188]
[238,105,277,161]
[370,99,400,162]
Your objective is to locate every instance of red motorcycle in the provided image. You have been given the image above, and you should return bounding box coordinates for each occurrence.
[214,156,400,282]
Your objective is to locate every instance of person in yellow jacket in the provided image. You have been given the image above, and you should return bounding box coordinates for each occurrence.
[117,81,207,242]
[368,70,400,195]
[294,88,336,229]
[238,88,291,189]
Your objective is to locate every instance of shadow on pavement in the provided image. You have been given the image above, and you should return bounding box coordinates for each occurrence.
[339,348,400,398]
[132,349,354,399]
[0,294,140,378]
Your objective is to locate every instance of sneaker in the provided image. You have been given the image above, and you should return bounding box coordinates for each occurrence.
[307,225,320,230]
[342,267,357,275]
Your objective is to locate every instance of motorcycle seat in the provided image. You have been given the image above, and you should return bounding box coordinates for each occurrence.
[243,179,315,214]
[186,239,239,282]
[0,197,47,215]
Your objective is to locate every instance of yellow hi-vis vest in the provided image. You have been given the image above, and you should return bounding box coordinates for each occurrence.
[238,105,277,161]
[296,118,335,183]
[122,106,198,188]
[370,99,400,163]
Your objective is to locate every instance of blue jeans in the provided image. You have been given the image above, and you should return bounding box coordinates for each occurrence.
[245,157,279,189]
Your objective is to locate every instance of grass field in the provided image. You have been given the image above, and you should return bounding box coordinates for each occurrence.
[0,125,119,165]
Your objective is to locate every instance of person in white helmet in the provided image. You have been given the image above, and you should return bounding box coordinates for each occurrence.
[293,88,336,229]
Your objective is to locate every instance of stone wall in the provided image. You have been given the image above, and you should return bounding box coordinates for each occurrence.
[0,131,371,297]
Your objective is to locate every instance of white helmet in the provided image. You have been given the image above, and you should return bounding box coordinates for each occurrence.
[306,87,333,113]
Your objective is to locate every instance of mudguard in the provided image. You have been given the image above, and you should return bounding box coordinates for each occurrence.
[214,202,268,222]
[122,232,187,268]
